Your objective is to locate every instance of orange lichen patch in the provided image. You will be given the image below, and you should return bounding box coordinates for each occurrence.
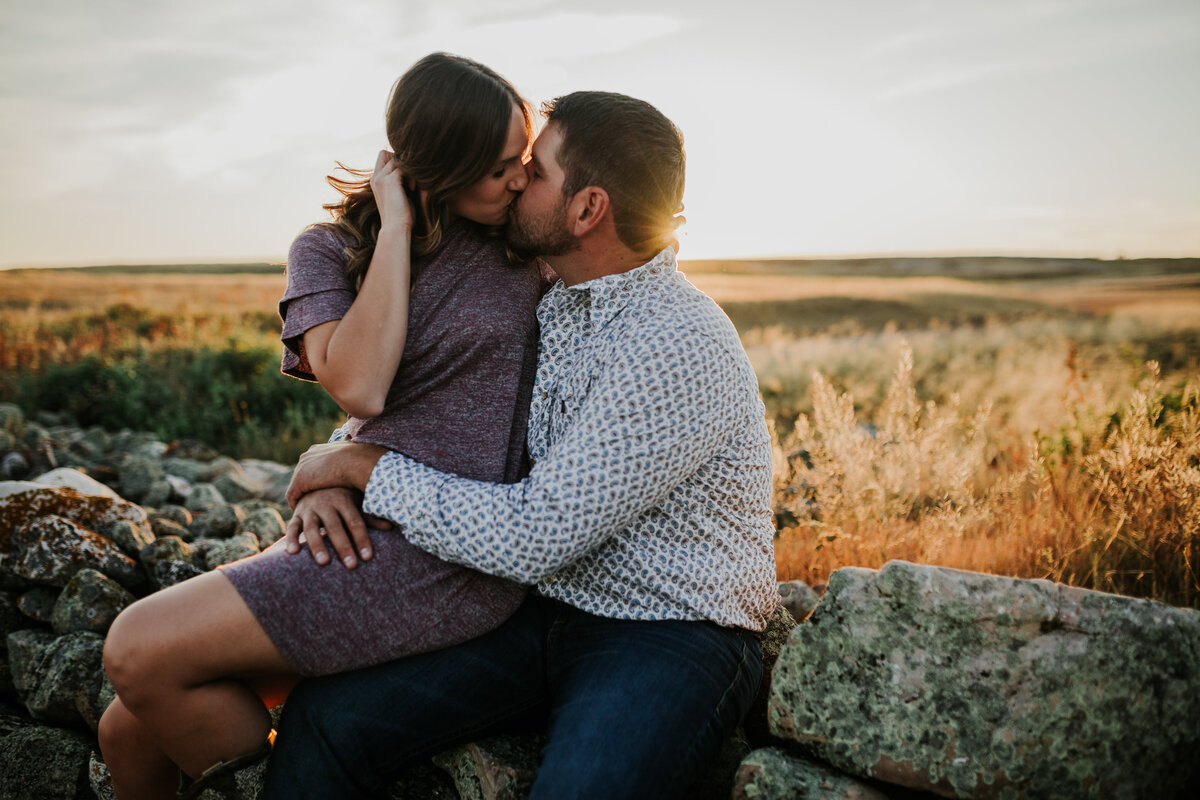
[0,485,148,554]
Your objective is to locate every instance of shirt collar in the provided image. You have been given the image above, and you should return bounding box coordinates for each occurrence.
[537,248,677,329]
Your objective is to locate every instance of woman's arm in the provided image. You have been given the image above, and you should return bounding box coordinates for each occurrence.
[303,150,414,419]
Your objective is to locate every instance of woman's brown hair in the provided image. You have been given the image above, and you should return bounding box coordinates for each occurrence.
[320,53,532,289]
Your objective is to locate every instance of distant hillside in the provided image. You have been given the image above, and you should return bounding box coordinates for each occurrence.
[4,262,283,275]
[6,256,1199,281]
[679,256,1200,281]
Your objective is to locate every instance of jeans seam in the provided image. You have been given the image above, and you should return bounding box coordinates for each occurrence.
[676,635,759,788]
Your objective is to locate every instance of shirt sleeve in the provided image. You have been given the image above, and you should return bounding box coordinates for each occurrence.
[279,226,356,381]
[361,327,749,583]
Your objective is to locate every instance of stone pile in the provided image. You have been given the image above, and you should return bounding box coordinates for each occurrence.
[3,403,1199,799]
[0,404,291,800]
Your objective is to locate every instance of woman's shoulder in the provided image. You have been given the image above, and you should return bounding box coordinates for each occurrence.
[289,224,352,263]
[284,224,354,296]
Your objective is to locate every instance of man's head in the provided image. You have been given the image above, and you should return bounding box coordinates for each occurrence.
[509,91,685,263]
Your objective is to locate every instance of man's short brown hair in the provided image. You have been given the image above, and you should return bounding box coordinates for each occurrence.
[543,92,685,256]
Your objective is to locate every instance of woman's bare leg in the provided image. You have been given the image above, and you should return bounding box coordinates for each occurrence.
[100,570,300,796]
[98,697,180,800]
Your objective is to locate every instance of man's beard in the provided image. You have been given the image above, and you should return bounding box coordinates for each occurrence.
[508,196,577,257]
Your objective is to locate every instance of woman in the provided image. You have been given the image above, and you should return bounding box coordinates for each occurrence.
[98,53,547,800]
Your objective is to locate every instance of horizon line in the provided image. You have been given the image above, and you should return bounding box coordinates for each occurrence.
[4,250,1200,271]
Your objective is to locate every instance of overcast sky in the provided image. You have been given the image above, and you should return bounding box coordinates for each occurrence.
[1,0,1197,266]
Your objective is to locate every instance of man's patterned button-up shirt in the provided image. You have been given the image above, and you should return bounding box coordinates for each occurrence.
[362,247,779,631]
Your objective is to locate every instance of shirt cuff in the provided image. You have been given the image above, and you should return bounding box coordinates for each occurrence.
[361,450,444,534]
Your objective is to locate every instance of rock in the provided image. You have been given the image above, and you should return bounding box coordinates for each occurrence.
[0,724,92,800]
[432,735,544,800]
[388,762,461,799]
[17,586,59,623]
[118,454,165,502]
[162,456,209,484]
[166,474,192,502]
[0,590,23,637]
[142,479,174,508]
[240,506,286,547]
[768,560,1200,800]
[31,467,120,499]
[690,728,753,800]
[6,629,57,695]
[9,630,106,728]
[186,482,227,512]
[240,459,293,505]
[77,427,111,459]
[6,514,141,590]
[88,751,118,800]
[153,560,206,588]
[744,603,797,747]
[155,503,193,527]
[189,503,246,539]
[0,482,151,571]
[139,536,203,574]
[1,451,29,480]
[3,592,38,695]
[75,669,116,734]
[20,422,50,449]
[104,518,156,556]
[212,466,263,504]
[732,748,889,800]
[133,440,168,459]
[51,568,135,634]
[167,439,220,462]
[150,515,192,542]
[204,532,260,570]
[777,579,821,621]
[203,455,242,481]
[0,403,25,435]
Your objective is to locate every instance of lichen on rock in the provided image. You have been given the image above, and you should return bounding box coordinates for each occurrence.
[768,560,1200,799]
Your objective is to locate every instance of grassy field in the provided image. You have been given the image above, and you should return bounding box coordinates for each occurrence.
[3,256,1198,606]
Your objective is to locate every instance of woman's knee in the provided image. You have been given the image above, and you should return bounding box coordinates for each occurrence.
[103,598,174,701]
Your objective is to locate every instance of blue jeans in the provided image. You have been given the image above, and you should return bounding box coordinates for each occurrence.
[264,594,763,800]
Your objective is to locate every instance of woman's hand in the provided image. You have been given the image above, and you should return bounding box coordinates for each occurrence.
[285,487,372,568]
[370,149,413,233]
[286,441,388,507]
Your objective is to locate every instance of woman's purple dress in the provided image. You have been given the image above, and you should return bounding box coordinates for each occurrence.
[219,221,544,676]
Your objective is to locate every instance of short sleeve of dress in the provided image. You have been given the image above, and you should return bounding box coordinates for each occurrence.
[279,226,356,381]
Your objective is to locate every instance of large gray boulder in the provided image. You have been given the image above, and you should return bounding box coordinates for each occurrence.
[50,568,135,634]
[5,514,141,590]
[768,561,1200,799]
[432,736,543,800]
[7,629,106,729]
[0,481,151,575]
[732,748,889,800]
[0,724,92,800]
[118,454,165,503]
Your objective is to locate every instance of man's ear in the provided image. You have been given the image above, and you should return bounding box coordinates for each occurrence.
[567,187,611,237]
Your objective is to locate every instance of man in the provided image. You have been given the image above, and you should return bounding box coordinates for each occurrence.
[266,91,778,800]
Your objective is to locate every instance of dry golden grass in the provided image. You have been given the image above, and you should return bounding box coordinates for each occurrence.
[1,269,285,318]
[4,259,1199,604]
[772,347,1200,607]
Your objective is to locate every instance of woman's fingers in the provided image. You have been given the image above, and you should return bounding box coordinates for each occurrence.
[336,495,374,562]
[285,488,374,568]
